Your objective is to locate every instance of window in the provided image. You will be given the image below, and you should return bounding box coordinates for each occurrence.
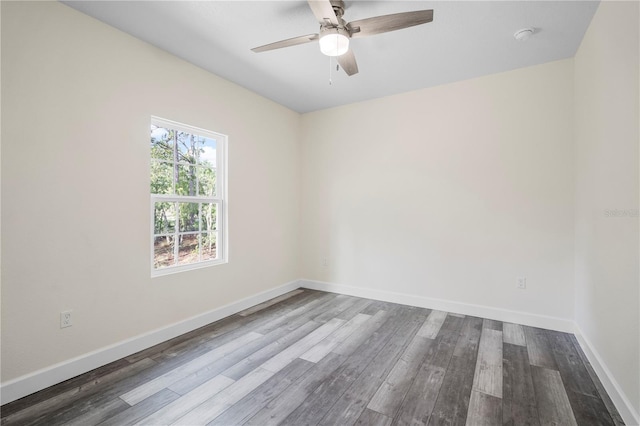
[150,117,227,276]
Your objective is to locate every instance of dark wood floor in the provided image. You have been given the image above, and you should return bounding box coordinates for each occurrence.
[1,289,625,425]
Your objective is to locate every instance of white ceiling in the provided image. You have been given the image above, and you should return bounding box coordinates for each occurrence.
[63,1,599,113]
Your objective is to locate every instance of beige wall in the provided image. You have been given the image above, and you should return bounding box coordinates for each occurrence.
[300,60,575,320]
[574,0,640,416]
[1,1,300,381]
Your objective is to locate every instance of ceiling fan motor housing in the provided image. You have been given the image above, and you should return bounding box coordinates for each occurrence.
[329,0,345,18]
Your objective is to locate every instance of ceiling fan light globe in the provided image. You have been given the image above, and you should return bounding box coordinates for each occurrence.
[319,29,349,56]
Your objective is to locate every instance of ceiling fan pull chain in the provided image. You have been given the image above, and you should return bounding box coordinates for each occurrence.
[329,55,333,85]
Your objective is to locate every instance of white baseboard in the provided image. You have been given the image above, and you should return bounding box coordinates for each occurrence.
[0,279,302,405]
[300,279,575,332]
[573,325,640,426]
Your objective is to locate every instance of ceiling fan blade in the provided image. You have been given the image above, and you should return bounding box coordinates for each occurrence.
[337,49,358,76]
[307,0,339,26]
[348,10,433,38]
[251,34,319,53]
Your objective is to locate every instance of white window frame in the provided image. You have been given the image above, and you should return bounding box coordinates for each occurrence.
[150,116,228,277]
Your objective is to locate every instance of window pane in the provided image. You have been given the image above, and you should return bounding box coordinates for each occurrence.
[151,161,174,195]
[176,164,197,196]
[177,234,199,265]
[176,131,196,163]
[201,202,217,232]
[154,235,175,269]
[150,126,173,161]
[201,232,217,261]
[197,167,216,197]
[178,202,200,232]
[154,202,176,234]
[198,137,217,167]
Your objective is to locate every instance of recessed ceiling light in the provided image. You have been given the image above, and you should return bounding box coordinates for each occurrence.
[514,28,535,41]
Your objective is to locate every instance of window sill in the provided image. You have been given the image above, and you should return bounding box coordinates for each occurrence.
[151,258,228,278]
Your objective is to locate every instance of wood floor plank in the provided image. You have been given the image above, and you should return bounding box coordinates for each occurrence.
[172,319,342,424]
[132,293,318,365]
[300,313,372,363]
[98,389,180,426]
[124,315,245,365]
[170,368,275,425]
[523,326,557,370]
[0,358,157,425]
[120,331,262,405]
[317,373,386,426]
[472,328,503,398]
[423,314,466,370]
[280,306,409,426]
[569,335,625,426]
[547,331,615,425]
[393,365,445,426]
[530,366,578,426]
[361,300,392,315]
[502,343,539,426]
[394,364,446,425]
[428,356,476,426]
[336,298,374,321]
[367,335,433,416]
[144,294,315,369]
[393,315,465,426]
[428,316,483,426]
[148,322,255,367]
[482,319,502,331]
[147,291,325,368]
[0,358,134,419]
[332,309,389,356]
[222,320,320,380]
[417,310,446,339]
[237,289,305,316]
[465,390,502,426]
[252,293,338,335]
[313,295,360,323]
[314,307,429,426]
[135,374,234,425]
[261,294,344,336]
[503,323,526,346]
[366,307,430,380]
[127,290,319,365]
[357,408,393,426]
[546,331,599,397]
[167,317,315,395]
[452,316,483,358]
[208,359,314,426]
[564,391,616,426]
[245,353,348,425]
[22,358,192,426]
[261,318,346,373]
[66,396,130,426]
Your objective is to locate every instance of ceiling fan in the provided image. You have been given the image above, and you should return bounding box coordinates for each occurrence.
[251,0,434,76]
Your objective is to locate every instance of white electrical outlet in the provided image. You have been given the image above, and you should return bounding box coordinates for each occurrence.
[60,310,73,328]
[322,258,329,268]
[517,277,527,290]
